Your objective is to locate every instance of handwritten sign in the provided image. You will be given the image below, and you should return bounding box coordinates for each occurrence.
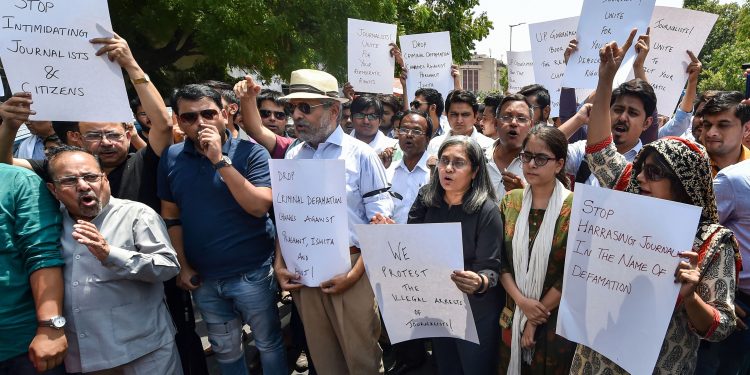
[269,159,351,287]
[0,0,131,122]
[561,0,656,89]
[556,183,701,375]
[641,6,717,115]
[347,18,396,94]
[399,31,453,101]
[507,51,535,94]
[528,17,579,117]
[356,223,479,344]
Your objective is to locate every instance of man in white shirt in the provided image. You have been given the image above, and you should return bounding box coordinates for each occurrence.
[350,95,397,153]
[386,111,433,224]
[426,90,494,156]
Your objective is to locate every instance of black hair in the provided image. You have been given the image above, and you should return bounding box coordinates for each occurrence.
[51,121,79,145]
[522,126,570,189]
[257,89,288,114]
[129,97,142,114]
[611,79,657,116]
[398,110,434,138]
[350,95,384,118]
[445,90,479,115]
[414,88,444,117]
[702,91,750,124]
[171,84,223,115]
[518,84,551,109]
[378,94,402,113]
[694,90,719,115]
[483,94,503,112]
[496,94,532,118]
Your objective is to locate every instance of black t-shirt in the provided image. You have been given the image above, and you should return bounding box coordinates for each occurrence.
[26,145,161,212]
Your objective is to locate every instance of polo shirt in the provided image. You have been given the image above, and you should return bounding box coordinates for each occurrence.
[157,136,275,279]
[386,151,431,224]
[711,145,750,178]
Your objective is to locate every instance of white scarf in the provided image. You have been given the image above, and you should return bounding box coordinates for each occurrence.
[508,180,570,374]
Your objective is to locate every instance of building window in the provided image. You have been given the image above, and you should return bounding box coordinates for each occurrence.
[462,69,479,92]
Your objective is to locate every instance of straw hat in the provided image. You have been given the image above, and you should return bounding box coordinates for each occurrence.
[280,69,349,103]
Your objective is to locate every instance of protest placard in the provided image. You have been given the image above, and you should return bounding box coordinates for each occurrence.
[347,18,397,94]
[356,223,479,344]
[0,0,132,122]
[399,31,453,100]
[269,159,351,287]
[528,17,579,117]
[640,6,717,115]
[562,0,656,89]
[507,50,535,94]
[557,183,701,374]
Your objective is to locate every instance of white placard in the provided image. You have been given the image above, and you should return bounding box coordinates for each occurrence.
[269,159,351,287]
[641,6,718,115]
[507,50,535,94]
[562,0,656,89]
[356,223,479,344]
[528,17,579,117]
[557,183,701,375]
[400,31,453,101]
[347,18,397,94]
[0,0,131,122]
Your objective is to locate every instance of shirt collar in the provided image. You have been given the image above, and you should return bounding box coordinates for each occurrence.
[350,128,385,147]
[449,127,478,138]
[395,151,431,173]
[623,139,643,158]
[303,125,344,151]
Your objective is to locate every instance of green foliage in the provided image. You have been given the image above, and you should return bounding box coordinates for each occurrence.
[497,65,508,94]
[110,0,492,93]
[684,0,750,92]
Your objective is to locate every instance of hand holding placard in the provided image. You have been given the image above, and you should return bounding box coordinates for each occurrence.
[0,92,35,129]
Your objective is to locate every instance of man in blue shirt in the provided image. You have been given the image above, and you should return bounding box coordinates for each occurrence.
[158,84,286,375]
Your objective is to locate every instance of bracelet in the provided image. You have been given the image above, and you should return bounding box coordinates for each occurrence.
[475,274,487,295]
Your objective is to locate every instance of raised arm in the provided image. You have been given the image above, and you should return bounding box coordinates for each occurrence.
[558,103,592,139]
[659,51,702,138]
[91,33,172,156]
[234,76,278,154]
[587,29,637,147]
[633,28,650,83]
[0,93,35,169]
[451,64,462,90]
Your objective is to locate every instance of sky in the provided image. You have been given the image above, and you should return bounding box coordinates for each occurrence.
[472,0,740,63]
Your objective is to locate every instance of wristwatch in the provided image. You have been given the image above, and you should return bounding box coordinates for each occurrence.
[38,315,66,330]
[213,155,232,170]
[130,74,150,85]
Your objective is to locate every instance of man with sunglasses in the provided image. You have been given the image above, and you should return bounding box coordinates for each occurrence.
[274,69,393,374]
[44,146,181,374]
[233,80,296,159]
[410,88,446,137]
[159,84,287,375]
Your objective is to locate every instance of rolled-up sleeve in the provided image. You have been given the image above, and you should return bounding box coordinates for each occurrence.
[104,207,180,282]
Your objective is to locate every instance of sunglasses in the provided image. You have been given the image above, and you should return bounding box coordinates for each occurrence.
[286,102,329,115]
[410,100,429,109]
[178,109,219,124]
[519,151,556,167]
[641,163,673,182]
[352,113,380,121]
[259,109,287,120]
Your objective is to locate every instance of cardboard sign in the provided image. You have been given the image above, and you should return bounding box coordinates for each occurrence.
[528,17,579,117]
[269,159,351,287]
[0,0,132,122]
[507,50,535,94]
[347,18,397,94]
[400,31,453,101]
[356,223,479,344]
[557,183,701,374]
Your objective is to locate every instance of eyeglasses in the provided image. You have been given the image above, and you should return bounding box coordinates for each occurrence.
[178,109,219,124]
[286,102,329,115]
[519,151,556,167]
[82,132,125,143]
[641,163,673,182]
[352,113,380,121]
[259,109,287,120]
[498,115,531,125]
[396,128,425,136]
[410,100,429,109]
[53,173,104,187]
[437,157,469,170]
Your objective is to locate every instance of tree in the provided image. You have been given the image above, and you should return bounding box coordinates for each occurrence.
[110,0,492,94]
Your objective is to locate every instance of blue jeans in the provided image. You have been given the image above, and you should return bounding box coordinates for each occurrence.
[192,265,287,375]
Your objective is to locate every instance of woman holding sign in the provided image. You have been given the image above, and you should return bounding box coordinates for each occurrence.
[571,32,740,374]
[373,136,504,374]
[498,126,576,375]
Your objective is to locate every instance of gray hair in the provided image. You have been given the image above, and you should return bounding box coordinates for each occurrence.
[421,136,496,213]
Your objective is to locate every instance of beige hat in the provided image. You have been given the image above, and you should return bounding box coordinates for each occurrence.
[281,69,349,103]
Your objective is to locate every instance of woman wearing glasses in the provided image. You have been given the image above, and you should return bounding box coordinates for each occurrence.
[374,135,503,374]
[498,126,576,375]
[570,37,740,374]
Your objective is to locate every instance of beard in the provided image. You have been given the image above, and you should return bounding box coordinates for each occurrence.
[296,110,335,144]
[77,191,103,219]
